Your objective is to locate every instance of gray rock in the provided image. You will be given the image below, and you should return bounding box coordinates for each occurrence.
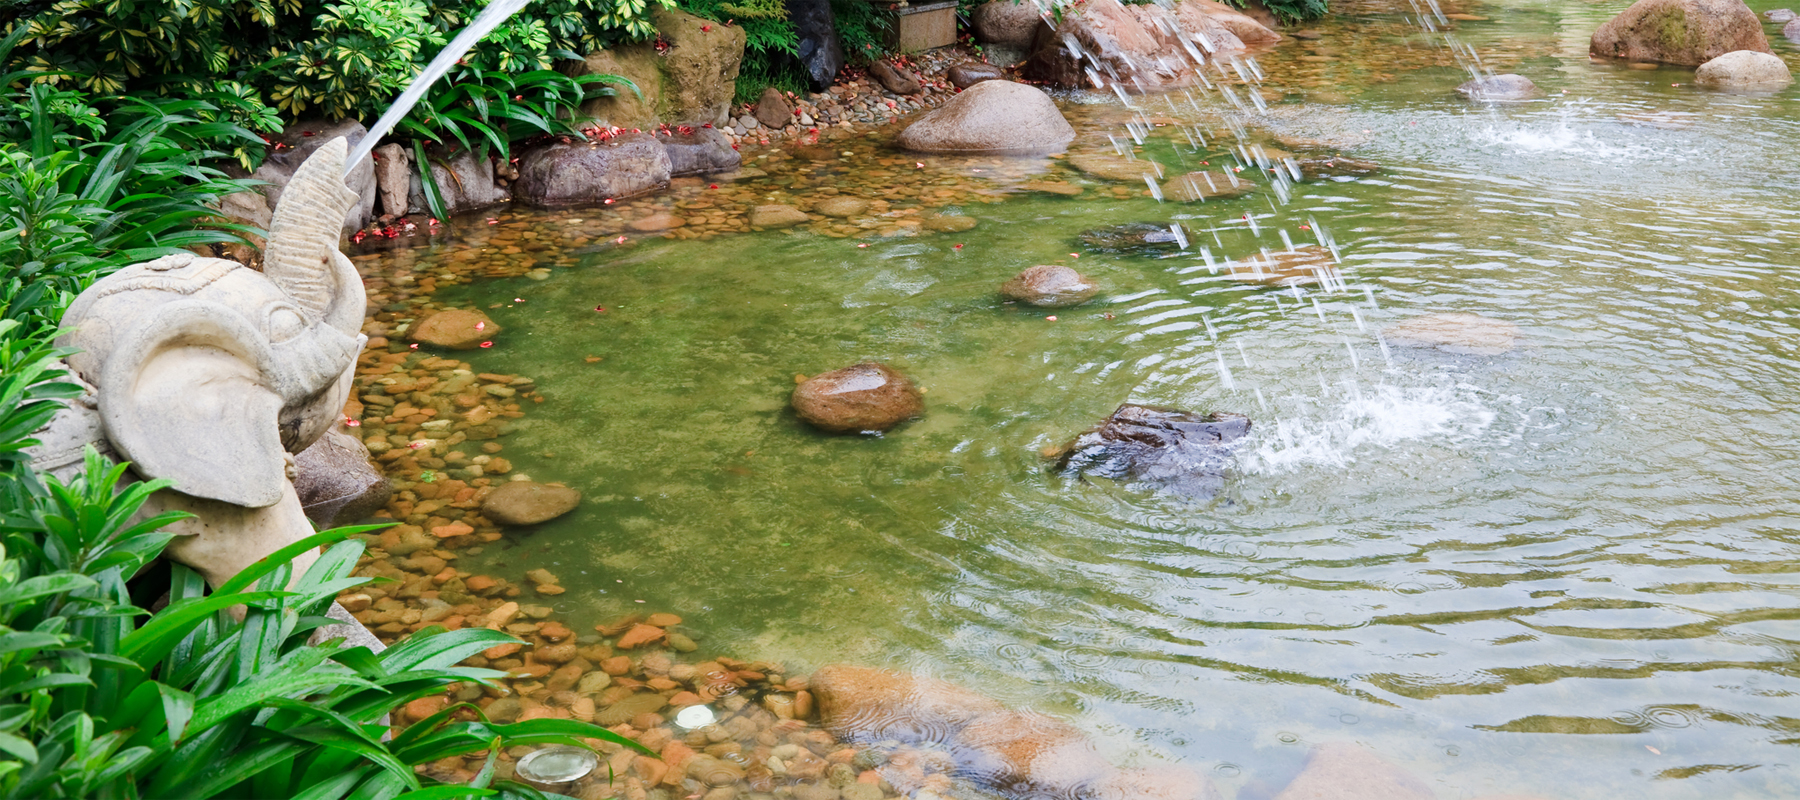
[1695,49,1794,87]
[1078,223,1190,256]
[294,426,391,528]
[1455,73,1539,101]
[513,134,671,208]
[737,114,760,130]
[251,119,377,237]
[659,126,741,176]
[973,0,1042,45]
[482,481,581,526]
[1767,8,1795,21]
[406,148,509,217]
[789,0,845,91]
[895,80,1073,155]
[755,86,794,129]
[1058,404,1251,500]
[372,143,410,217]
[948,62,1006,89]
[1788,16,1800,40]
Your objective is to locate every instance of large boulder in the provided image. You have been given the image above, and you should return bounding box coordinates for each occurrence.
[571,7,746,128]
[513,134,671,208]
[791,362,923,433]
[973,0,1042,45]
[1455,73,1539,101]
[251,119,377,237]
[895,80,1074,155]
[1023,0,1259,90]
[1694,49,1794,86]
[407,148,509,216]
[1057,404,1251,500]
[294,426,391,528]
[658,127,741,176]
[481,481,581,526]
[1590,0,1771,66]
[789,0,845,91]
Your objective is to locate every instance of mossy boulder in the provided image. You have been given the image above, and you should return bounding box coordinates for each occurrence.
[1590,0,1770,66]
[573,7,746,128]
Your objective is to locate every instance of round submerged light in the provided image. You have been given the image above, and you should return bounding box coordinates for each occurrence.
[515,745,597,786]
[674,705,717,729]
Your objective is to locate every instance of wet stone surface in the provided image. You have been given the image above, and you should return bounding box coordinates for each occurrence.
[1056,404,1252,500]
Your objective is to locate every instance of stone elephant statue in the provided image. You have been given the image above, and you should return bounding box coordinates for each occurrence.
[28,138,385,645]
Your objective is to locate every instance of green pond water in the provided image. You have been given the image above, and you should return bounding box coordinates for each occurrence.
[366,1,1800,796]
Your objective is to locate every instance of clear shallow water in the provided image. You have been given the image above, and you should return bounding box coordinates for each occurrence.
[369,2,1800,797]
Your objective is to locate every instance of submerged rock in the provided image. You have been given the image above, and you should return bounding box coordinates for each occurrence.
[1384,312,1519,355]
[1058,404,1252,500]
[1224,246,1336,288]
[408,308,501,349]
[791,363,923,433]
[1069,152,1161,182]
[1160,169,1257,201]
[1456,73,1539,101]
[1271,742,1435,800]
[1000,265,1098,307]
[748,204,810,227]
[1078,222,1190,255]
[1590,0,1771,66]
[481,481,581,526]
[895,80,1074,155]
[1695,49,1794,87]
[1296,155,1381,178]
[660,127,741,176]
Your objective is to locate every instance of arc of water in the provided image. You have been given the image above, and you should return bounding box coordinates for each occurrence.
[345,0,535,176]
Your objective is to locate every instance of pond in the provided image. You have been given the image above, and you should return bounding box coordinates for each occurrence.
[352,1,1800,797]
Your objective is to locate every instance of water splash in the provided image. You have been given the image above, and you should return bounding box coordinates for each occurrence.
[1239,384,1495,472]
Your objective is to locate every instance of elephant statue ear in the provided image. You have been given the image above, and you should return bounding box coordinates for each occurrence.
[99,299,288,508]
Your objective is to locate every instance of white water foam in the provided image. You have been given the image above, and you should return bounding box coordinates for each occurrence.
[1238,384,1495,473]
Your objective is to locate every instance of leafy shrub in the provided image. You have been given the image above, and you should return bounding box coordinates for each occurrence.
[1224,0,1328,24]
[682,0,889,103]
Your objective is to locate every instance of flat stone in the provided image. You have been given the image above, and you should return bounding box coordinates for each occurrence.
[1271,742,1434,800]
[1023,181,1084,196]
[409,309,501,349]
[749,204,810,228]
[596,692,668,726]
[629,212,686,231]
[1456,73,1539,101]
[1223,246,1336,287]
[1161,169,1256,201]
[1695,49,1794,87]
[815,196,870,217]
[481,481,581,525]
[1384,312,1519,355]
[1069,152,1160,182]
[923,215,977,232]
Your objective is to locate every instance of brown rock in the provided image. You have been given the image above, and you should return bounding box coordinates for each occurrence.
[602,655,633,675]
[1186,0,1281,46]
[514,134,672,208]
[755,87,794,129]
[948,62,1006,89]
[1024,0,1246,90]
[749,204,810,228]
[895,81,1074,155]
[1024,181,1084,196]
[481,481,581,526]
[1069,152,1159,182]
[869,61,921,95]
[1088,764,1219,800]
[1590,0,1771,66]
[1224,246,1335,288]
[973,0,1041,45]
[646,612,683,627]
[618,624,667,649]
[1271,742,1434,800]
[537,643,579,664]
[1161,169,1257,201]
[630,212,687,231]
[409,309,502,350]
[1384,312,1519,355]
[809,664,1006,742]
[923,215,977,232]
[525,568,561,586]
[790,363,924,434]
[1694,49,1793,87]
[956,711,1113,795]
[1000,265,1098,308]
[597,692,669,726]
[816,197,870,217]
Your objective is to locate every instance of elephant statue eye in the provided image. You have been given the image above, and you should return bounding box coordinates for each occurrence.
[267,306,308,343]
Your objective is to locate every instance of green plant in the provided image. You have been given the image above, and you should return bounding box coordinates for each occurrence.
[1223,0,1327,25]
[0,93,260,337]
[0,442,654,798]
[399,67,628,161]
[830,0,889,65]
